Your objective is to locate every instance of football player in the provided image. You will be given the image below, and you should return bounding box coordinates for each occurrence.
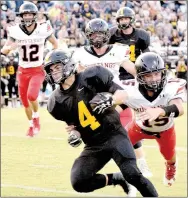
[94,52,186,187]
[6,52,19,107]
[73,18,150,182]
[109,7,151,177]
[44,49,158,197]
[1,2,58,136]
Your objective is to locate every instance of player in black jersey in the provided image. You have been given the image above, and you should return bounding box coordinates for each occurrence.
[109,7,152,177]
[44,49,158,197]
[6,52,18,107]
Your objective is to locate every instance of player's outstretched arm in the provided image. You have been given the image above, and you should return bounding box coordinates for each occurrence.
[47,34,58,49]
[121,59,136,77]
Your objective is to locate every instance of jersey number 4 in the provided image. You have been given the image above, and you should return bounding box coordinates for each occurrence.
[130,44,136,62]
[22,45,39,62]
[78,101,100,130]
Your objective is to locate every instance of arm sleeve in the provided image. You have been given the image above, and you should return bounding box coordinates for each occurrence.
[47,95,65,121]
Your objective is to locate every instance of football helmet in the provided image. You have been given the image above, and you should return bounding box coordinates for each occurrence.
[19,2,38,27]
[116,7,135,30]
[135,52,167,91]
[44,49,77,85]
[85,18,110,48]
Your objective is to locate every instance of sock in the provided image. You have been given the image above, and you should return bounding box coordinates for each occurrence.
[29,120,33,127]
[32,111,39,118]
[106,173,113,185]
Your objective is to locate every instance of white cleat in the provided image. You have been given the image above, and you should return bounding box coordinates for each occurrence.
[137,158,153,178]
[126,182,137,197]
[163,160,177,187]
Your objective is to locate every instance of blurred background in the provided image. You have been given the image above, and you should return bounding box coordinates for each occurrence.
[1,0,187,107]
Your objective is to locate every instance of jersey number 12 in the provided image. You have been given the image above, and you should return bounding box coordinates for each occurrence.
[22,45,39,62]
[78,100,100,130]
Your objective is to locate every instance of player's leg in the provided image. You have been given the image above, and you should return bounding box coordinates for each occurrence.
[155,127,177,186]
[27,69,45,134]
[111,131,158,197]
[125,120,152,177]
[1,80,6,107]
[71,146,130,194]
[40,79,47,106]
[17,70,33,136]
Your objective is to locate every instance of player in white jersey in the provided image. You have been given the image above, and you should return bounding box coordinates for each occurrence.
[94,52,186,187]
[1,2,58,137]
[73,18,151,179]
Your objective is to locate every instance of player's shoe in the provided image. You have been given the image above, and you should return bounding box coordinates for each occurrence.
[163,160,177,186]
[112,172,137,197]
[137,158,153,178]
[33,117,40,135]
[27,127,34,137]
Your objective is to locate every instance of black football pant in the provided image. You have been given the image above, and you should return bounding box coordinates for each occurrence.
[71,128,158,197]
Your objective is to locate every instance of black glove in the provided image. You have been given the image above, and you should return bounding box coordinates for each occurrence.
[68,130,82,147]
[89,92,114,114]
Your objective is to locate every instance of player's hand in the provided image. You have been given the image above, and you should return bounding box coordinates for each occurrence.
[68,130,82,147]
[138,107,165,122]
[65,125,75,133]
[90,93,114,114]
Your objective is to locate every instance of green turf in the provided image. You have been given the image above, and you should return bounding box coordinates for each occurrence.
[1,103,187,197]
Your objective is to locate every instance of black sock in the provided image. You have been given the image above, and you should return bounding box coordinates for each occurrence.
[107,173,113,185]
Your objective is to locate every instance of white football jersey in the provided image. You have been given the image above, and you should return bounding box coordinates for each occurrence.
[7,21,53,68]
[121,78,186,132]
[72,44,130,85]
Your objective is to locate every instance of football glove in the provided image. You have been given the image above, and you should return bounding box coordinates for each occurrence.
[89,92,114,114]
[68,130,82,147]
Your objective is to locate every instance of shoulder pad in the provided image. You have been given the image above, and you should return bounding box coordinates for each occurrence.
[136,28,150,41]
[82,66,114,87]
[110,26,118,36]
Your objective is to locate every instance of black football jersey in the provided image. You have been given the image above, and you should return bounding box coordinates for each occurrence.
[6,61,18,79]
[47,66,124,145]
[109,26,150,80]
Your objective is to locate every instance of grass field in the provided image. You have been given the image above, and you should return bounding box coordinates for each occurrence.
[1,103,187,197]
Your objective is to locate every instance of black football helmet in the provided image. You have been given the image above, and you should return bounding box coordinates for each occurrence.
[116,7,135,30]
[135,52,167,91]
[44,49,77,85]
[85,18,110,48]
[18,2,38,27]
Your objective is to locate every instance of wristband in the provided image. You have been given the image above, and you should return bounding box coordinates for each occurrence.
[162,104,179,117]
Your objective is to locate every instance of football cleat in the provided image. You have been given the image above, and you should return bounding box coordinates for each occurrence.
[112,172,137,197]
[163,160,177,186]
[137,158,153,178]
[33,117,40,135]
[27,127,34,137]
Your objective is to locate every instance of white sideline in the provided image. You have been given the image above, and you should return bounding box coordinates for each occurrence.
[2,133,187,152]
[1,184,115,197]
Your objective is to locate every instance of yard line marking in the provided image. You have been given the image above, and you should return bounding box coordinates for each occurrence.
[2,133,187,152]
[31,164,63,169]
[1,184,115,197]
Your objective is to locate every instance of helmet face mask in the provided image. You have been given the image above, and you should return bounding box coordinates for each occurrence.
[85,19,110,48]
[135,52,167,92]
[44,50,76,85]
[19,2,38,27]
[137,70,167,92]
[20,13,37,27]
[116,7,135,30]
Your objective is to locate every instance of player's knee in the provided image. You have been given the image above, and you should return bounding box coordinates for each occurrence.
[71,176,89,192]
[27,92,38,102]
